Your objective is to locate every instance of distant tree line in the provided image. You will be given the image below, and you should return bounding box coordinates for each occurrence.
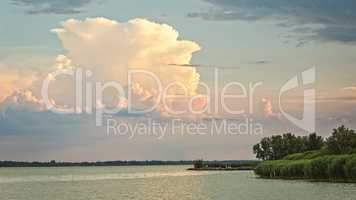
[0,159,258,168]
[0,160,194,168]
[253,125,356,160]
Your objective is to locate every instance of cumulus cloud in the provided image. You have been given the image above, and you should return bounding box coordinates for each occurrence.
[0,90,46,115]
[53,55,74,69]
[343,86,356,91]
[1,18,205,118]
[188,0,356,43]
[52,18,201,92]
[261,98,279,118]
[261,98,273,117]
[12,0,98,14]
[0,65,37,103]
[52,17,204,116]
[0,54,83,115]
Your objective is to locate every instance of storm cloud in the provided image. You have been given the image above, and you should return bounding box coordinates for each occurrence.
[188,0,356,43]
[12,0,98,14]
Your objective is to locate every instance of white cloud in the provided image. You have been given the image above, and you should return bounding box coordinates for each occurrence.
[53,55,75,69]
[343,86,356,91]
[52,18,201,95]
[51,17,205,116]
[261,98,280,118]
[0,65,37,103]
[1,18,205,117]
[261,98,273,117]
[0,90,46,115]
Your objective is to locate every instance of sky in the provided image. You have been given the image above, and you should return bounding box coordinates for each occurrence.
[0,0,356,161]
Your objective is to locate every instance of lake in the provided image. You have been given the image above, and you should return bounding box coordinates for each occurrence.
[0,165,355,200]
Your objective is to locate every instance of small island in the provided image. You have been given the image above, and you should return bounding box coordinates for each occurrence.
[253,125,356,183]
[188,160,259,171]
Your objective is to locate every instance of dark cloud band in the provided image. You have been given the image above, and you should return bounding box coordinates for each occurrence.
[12,0,97,14]
[188,0,356,43]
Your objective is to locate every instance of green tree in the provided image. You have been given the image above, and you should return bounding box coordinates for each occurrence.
[326,125,356,154]
[253,137,272,160]
[193,159,204,169]
[253,133,325,160]
[304,133,324,151]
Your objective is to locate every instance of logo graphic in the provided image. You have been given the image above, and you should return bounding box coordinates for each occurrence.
[279,68,315,132]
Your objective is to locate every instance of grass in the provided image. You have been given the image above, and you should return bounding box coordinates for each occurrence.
[282,150,327,160]
[254,153,356,182]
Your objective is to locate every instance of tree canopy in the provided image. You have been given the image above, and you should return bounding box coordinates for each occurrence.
[253,133,324,160]
[253,126,356,160]
[326,125,356,154]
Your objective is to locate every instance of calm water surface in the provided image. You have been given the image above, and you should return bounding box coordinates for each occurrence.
[0,165,355,200]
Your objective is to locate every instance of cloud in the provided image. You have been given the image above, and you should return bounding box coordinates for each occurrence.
[343,86,356,91]
[317,96,356,103]
[52,17,204,116]
[251,60,271,65]
[261,98,280,118]
[261,98,273,117]
[0,18,204,117]
[0,90,46,114]
[12,0,98,14]
[53,55,74,69]
[52,18,201,92]
[0,54,80,115]
[0,65,37,103]
[188,0,356,43]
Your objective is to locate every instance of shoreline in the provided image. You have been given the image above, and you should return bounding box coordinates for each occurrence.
[0,160,258,168]
[187,167,255,171]
[256,176,356,184]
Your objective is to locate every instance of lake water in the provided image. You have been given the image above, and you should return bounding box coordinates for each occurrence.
[0,165,355,200]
